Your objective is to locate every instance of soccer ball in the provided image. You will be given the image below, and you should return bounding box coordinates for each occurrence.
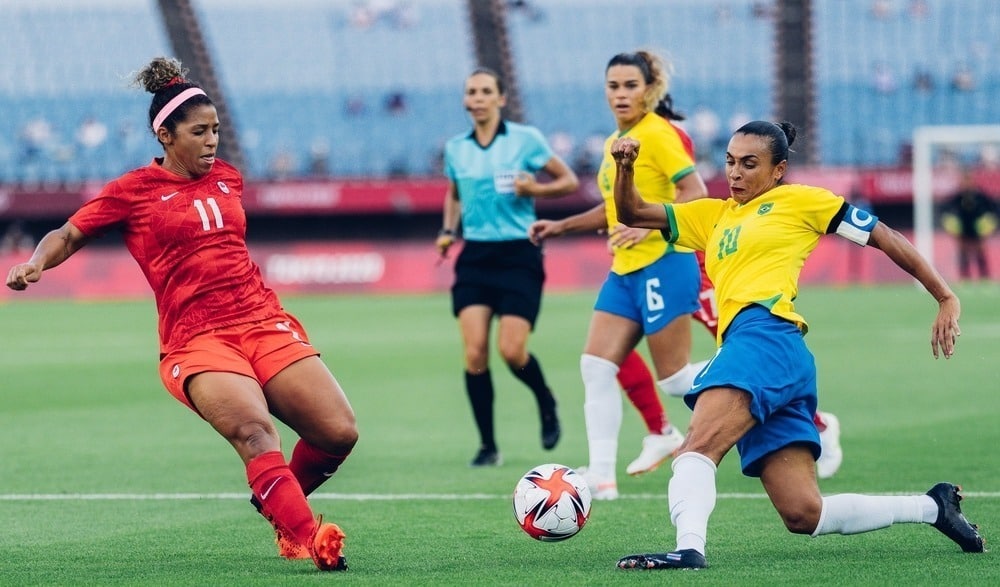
[512,463,592,541]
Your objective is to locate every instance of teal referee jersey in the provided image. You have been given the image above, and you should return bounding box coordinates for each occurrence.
[444,120,554,242]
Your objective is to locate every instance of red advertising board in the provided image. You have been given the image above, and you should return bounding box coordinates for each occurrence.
[4,168,999,220]
[0,233,986,302]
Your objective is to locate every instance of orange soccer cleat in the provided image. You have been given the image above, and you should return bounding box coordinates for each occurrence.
[274,525,311,560]
[310,516,348,571]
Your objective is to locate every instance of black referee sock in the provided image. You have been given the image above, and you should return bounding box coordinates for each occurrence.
[510,354,556,415]
[465,370,497,451]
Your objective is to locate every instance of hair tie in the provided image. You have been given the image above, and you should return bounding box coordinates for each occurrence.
[165,76,184,87]
[152,87,207,132]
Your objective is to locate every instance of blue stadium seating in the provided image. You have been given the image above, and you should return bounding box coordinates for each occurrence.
[0,0,997,183]
[504,0,774,169]
[0,0,169,184]
[194,0,474,178]
[814,0,1000,165]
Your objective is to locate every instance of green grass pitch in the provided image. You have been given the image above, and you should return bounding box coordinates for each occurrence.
[1,283,997,585]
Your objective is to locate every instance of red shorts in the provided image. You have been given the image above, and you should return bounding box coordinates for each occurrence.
[158,311,320,412]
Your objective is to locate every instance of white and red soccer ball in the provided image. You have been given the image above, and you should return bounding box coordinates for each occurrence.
[512,463,592,541]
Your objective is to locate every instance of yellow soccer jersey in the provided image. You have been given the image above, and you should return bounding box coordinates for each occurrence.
[598,112,696,275]
[664,184,848,343]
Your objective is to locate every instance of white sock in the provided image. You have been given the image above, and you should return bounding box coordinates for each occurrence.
[669,452,717,554]
[580,354,622,480]
[658,360,709,397]
[812,494,937,536]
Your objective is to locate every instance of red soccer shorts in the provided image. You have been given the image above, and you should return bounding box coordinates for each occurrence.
[158,311,319,413]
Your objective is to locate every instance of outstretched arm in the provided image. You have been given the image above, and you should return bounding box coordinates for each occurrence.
[528,202,607,244]
[6,221,90,290]
[868,222,960,359]
[610,137,668,228]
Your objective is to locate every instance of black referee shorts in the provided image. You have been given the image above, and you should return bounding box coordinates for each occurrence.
[451,239,546,328]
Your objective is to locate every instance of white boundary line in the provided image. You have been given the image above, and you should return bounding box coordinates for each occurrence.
[2,491,999,501]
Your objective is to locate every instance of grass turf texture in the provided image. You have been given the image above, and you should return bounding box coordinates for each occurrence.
[1,283,997,586]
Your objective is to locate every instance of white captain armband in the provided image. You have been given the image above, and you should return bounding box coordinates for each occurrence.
[833,203,878,246]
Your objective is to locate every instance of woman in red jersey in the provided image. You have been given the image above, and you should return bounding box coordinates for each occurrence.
[5,57,354,572]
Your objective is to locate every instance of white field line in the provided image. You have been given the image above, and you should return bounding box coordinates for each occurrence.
[2,491,1000,501]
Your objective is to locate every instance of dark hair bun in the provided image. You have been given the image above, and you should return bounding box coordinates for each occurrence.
[132,57,188,94]
[778,121,797,147]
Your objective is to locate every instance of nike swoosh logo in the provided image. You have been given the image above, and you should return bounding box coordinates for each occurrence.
[160,191,180,201]
[646,314,663,323]
[260,477,284,501]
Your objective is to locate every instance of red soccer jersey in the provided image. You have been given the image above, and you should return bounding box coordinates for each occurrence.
[69,158,283,354]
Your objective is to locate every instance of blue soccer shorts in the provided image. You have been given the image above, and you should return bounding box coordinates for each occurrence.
[685,304,820,477]
[594,251,700,335]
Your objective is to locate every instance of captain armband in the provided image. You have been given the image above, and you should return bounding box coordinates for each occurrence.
[833,204,878,246]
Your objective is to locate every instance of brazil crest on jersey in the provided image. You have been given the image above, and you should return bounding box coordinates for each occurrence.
[598,112,697,275]
[662,184,878,342]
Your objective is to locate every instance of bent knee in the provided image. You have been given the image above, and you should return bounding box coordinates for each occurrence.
[311,417,360,454]
[231,420,280,453]
[777,502,823,535]
[464,348,490,372]
[336,420,360,450]
[497,347,527,367]
[675,425,732,464]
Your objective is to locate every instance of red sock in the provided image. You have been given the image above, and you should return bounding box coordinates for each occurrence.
[617,350,667,434]
[692,251,720,338]
[813,411,827,432]
[290,439,350,496]
[247,451,316,545]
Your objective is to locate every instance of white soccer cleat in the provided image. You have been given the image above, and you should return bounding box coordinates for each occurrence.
[578,466,619,501]
[625,429,685,476]
[816,411,843,479]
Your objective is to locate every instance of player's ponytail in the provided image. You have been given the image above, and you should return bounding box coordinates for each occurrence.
[654,93,685,121]
[777,121,797,149]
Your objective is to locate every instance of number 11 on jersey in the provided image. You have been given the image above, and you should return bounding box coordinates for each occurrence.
[193,198,224,231]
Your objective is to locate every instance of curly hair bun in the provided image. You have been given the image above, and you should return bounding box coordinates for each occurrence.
[132,57,189,94]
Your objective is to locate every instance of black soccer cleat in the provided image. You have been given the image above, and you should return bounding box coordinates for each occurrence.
[926,482,985,553]
[469,447,502,467]
[617,549,707,570]
[541,409,561,451]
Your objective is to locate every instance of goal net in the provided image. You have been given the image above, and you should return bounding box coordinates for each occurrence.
[911,125,1000,279]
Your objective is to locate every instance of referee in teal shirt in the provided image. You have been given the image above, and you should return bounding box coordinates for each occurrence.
[436,67,579,467]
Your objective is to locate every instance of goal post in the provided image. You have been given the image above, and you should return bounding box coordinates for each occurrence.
[912,124,1000,271]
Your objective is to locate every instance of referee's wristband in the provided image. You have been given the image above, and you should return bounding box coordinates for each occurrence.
[438,229,455,237]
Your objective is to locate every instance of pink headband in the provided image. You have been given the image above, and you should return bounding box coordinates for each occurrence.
[152,87,207,132]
